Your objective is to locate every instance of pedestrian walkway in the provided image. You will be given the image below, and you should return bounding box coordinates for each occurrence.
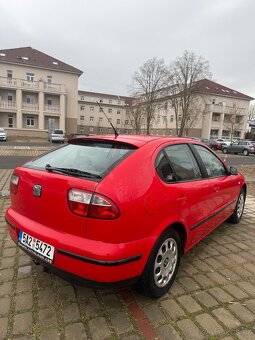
[1,194,255,339]
[0,169,12,197]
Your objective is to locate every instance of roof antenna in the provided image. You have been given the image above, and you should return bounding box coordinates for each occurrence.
[96,101,119,139]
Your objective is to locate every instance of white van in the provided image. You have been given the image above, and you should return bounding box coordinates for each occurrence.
[49,129,65,143]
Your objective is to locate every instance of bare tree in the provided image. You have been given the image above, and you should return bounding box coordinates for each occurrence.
[126,97,145,134]
[168,50,211,136]
[248,104,255,121]
[131,58,169,135]
[223,102,245,141]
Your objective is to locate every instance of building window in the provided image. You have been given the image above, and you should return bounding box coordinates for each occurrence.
[107,128,111,133]
[108,108,112,113]
[109,99,112,104]
[47,76,52,84]
[117,119,120,124]
[118,100,121,105]
[170,115,174,122]
[47,99,52,106]
[99,127,103,133]
[8,94,13,101]
[7,70,12,79]
[125,129,128,134]
[89,127,94,133]
[26,95,35,104]
[90,116,94,122]
[99,108,103,112]
[90,106,94,112]
[99,117,103,122]
[125,120,128,125]
[81,96,84,101]
[99,98,103,103]
[212,113,220,121]
[222,130,230,138]
[8,114,14,128]
[212,99,216,104]
[26,73,34,82]
[80,115,84,121]
[117,110,120,114]
[178,115,182,121]
[210,129,219,138]
[80,105,85,111]
[26,117,35,127]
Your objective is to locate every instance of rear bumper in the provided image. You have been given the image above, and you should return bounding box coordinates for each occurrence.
[5,208,156,285]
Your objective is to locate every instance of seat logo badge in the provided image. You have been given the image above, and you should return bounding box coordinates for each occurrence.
[33,184,42,197]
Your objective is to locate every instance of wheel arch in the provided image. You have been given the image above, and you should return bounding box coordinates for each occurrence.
[165,222,187,255]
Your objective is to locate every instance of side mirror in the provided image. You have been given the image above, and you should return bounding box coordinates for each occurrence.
[229,166,238,175]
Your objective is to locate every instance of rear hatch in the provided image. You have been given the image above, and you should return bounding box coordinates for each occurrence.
[10,140,137,238]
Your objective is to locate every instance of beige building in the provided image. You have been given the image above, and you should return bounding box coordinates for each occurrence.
[77,80,253,139]
[77,90,132,135]
[0,47,82,137]
[152,79,254,139]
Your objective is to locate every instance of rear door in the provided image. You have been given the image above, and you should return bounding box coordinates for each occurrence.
[156,143,214,249]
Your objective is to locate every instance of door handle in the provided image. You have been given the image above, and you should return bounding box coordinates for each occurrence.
[213,186,220,192]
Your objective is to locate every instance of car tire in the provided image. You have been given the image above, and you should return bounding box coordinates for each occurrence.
[222,148,228,154]
[243,149,249,156]
[228,188,246,224]
[135,228,181,298]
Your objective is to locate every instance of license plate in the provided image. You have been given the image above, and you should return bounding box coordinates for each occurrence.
[18,231,55,263]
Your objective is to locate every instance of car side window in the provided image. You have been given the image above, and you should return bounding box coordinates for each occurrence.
[164,144,202,181]
[194,145,227,178]
[155,151,176,183]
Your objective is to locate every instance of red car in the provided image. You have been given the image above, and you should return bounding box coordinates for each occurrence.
[6,135,246,297]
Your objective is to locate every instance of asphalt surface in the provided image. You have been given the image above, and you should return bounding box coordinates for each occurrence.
[0,156,35,169]
[1,153,255,169]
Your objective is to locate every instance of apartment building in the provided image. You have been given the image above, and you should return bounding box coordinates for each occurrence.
[153,79,254,139]
[0,47,82,137]
[77,90,132,135]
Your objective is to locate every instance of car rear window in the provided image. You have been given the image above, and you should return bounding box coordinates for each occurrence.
[25,141,137,177]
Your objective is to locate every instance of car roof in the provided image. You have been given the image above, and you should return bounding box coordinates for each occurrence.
[68,134,196,148]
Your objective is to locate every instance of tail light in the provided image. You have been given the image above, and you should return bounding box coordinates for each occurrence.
[10,174,19,194]
[68,189,120,219]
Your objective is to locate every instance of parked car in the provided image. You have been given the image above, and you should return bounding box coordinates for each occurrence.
[49,129,65,143]
[216,138,232,146]
[6,135,246,297]
[0,127,7,141]
[200,139,221,150]
[222,141,255,156]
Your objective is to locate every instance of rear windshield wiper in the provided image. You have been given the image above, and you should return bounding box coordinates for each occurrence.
[45,164,102,179]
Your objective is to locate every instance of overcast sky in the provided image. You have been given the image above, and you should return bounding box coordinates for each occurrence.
[1,0,255,99]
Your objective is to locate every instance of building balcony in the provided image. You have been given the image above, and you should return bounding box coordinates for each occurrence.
[22,103,39,111]
[0,76,66,93]
[210,104,245,114]
[0,77,17,88]
[0,100,17,110]
[44,105,61,113]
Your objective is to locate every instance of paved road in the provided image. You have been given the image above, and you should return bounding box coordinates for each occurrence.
[0,156,35,169]
[1,153,255,169]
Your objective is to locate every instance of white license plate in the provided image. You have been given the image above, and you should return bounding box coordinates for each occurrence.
[18,231,55,263]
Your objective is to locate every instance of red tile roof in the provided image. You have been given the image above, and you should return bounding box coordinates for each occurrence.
[0,47,83,76]
[195,79,254,101]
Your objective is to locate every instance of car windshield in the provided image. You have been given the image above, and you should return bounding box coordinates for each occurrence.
[0,128,5,132]
[25,141,137,178]
[53,130,63,134]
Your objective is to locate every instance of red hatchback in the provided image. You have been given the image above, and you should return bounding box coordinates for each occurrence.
[6,135,246,297]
